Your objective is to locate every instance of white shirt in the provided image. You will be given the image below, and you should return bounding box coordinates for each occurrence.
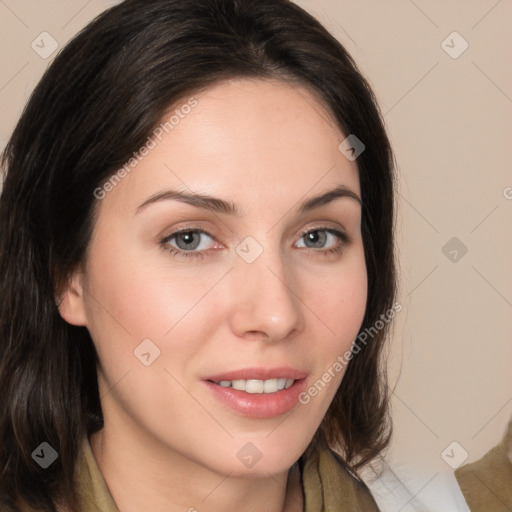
[361,456,470,512]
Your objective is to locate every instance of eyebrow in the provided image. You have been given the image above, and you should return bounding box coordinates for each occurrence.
[135,184,361,216]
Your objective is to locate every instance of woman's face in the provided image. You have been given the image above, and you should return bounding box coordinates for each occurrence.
[61,78,367,477]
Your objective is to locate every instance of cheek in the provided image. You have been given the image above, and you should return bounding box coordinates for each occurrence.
[308,250,368,349]
[81,236,229,377]
[290,246,367,413]
[85,239,196,333]
[80,246,218,427]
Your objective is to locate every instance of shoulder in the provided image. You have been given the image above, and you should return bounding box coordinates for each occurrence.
[455,420,512,511]
[301,443,380,511]
[329,448,381,509]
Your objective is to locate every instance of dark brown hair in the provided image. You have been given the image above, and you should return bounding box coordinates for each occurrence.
[0,0,396,510]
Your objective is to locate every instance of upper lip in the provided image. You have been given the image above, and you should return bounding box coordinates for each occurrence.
[204,367,308,382]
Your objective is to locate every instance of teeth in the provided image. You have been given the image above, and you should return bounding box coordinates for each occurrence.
[246,380,264,393]
[232,380,246,391]
[215,378,296,393]
[263,378,278,393]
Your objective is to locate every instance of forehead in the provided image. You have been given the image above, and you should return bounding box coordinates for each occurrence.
[97,77,360,216]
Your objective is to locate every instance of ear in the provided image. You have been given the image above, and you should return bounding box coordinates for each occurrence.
[56,271,88,326]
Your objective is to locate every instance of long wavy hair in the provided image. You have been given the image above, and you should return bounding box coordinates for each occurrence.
[0,0,397,510]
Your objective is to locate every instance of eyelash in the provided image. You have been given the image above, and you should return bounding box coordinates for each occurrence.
[159,226,350,260]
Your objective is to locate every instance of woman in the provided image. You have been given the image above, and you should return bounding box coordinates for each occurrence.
[0,1,396,510]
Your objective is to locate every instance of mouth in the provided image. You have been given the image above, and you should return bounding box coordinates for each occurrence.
[203,367,308,418]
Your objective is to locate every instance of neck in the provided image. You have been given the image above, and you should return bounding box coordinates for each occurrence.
[90,419,304,512]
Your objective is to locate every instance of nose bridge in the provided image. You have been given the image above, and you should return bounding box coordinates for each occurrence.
[228,236,305,340]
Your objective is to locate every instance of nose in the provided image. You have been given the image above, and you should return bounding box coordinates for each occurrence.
[227,245,306,343]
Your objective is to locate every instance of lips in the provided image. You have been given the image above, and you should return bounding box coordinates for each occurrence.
[204,367,308,382]
[203,367,308,418]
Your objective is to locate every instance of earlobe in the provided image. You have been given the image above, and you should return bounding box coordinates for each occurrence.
[56,271,88,326]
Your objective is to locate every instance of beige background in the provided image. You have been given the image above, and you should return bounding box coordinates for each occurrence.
[1,0,511,510]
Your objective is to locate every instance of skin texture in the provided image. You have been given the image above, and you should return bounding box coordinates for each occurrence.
[58,78,367,512]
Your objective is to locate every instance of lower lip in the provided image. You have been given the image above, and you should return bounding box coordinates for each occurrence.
[203,379,307,419]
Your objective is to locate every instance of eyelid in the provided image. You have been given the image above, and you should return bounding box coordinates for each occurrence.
[159,222,351,259]
[296,223,351,245]
[159,226,219,249]
[159,223,349,245]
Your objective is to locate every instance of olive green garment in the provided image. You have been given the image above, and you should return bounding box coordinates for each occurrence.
[455,419,512,512]
[12,437,380,511]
